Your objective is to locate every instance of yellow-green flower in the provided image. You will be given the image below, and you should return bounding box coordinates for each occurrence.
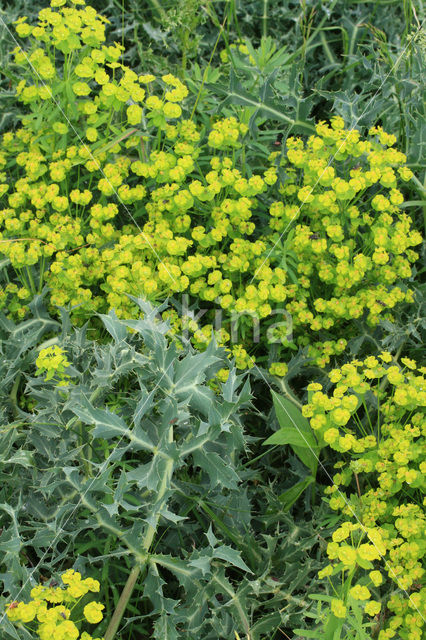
[269,362,288,377]
[369,570,383,587]
[35,345,70,381]
[127,104,142,125]
[52,122,69,135]
[83,601,105,624]
[337,545,357,567]
[331,598,346,618]
[72,81,91,96]
[318,565,333,579]
[349,585,371,601]
[365,600,381,616]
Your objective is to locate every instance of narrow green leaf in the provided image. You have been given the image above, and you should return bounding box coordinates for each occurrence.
[263,427,313,448]
[278,476,315,512]
[293,630,324,639]
[399,200,426,208]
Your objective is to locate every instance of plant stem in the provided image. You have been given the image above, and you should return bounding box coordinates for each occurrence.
[26,265,36,295]
[241,444,279,467]
[190,13,228,121]
[10,374,21,418]
[146,0,167,22]
[262,0,268,39]
[103,564,143,640]
[354,472,361,498]
[278,379,303,409]
[103,426,174,639]
[38,255,46,294]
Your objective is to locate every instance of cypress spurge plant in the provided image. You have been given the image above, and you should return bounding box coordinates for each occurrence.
[295,354,426,640]
[1,0,423,376]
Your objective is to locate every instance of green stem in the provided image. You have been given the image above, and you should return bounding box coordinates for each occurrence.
[424,171,426,236]
[285,0,340,66]
[105,106,115,142]
[211,573,251,635]
[190,13,228,121]
[241,444,279,468]
[103,564,144,640]
[156,124,162,153]
[10,374,21,418]
[25,266,36,295]
[320,31,337,65]
[78,420,92,479]
[262,0,268,38]
[229,0,243,41]
[409,173,426,235]
[278,380,303,409]
[181,30,188,74]
[103,426,174,639]
[38,255,46,294]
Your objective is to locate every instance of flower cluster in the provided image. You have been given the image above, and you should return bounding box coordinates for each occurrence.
[274,118,420,340]
[35,345,71,382]
[303,354,426,639]
[5,569,104,640]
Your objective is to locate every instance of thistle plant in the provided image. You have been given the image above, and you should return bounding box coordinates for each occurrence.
[0,294,328,639]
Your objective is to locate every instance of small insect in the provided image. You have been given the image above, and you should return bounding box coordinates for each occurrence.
[377,301,387,307]
[60,612,67,619]
[7,602,18,610]
[49,580,58,587]
[309,233,320,240]
[169,418,178,425]
[273,133,283,147]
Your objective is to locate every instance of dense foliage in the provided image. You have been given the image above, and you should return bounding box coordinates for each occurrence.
[0,0,424,639]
